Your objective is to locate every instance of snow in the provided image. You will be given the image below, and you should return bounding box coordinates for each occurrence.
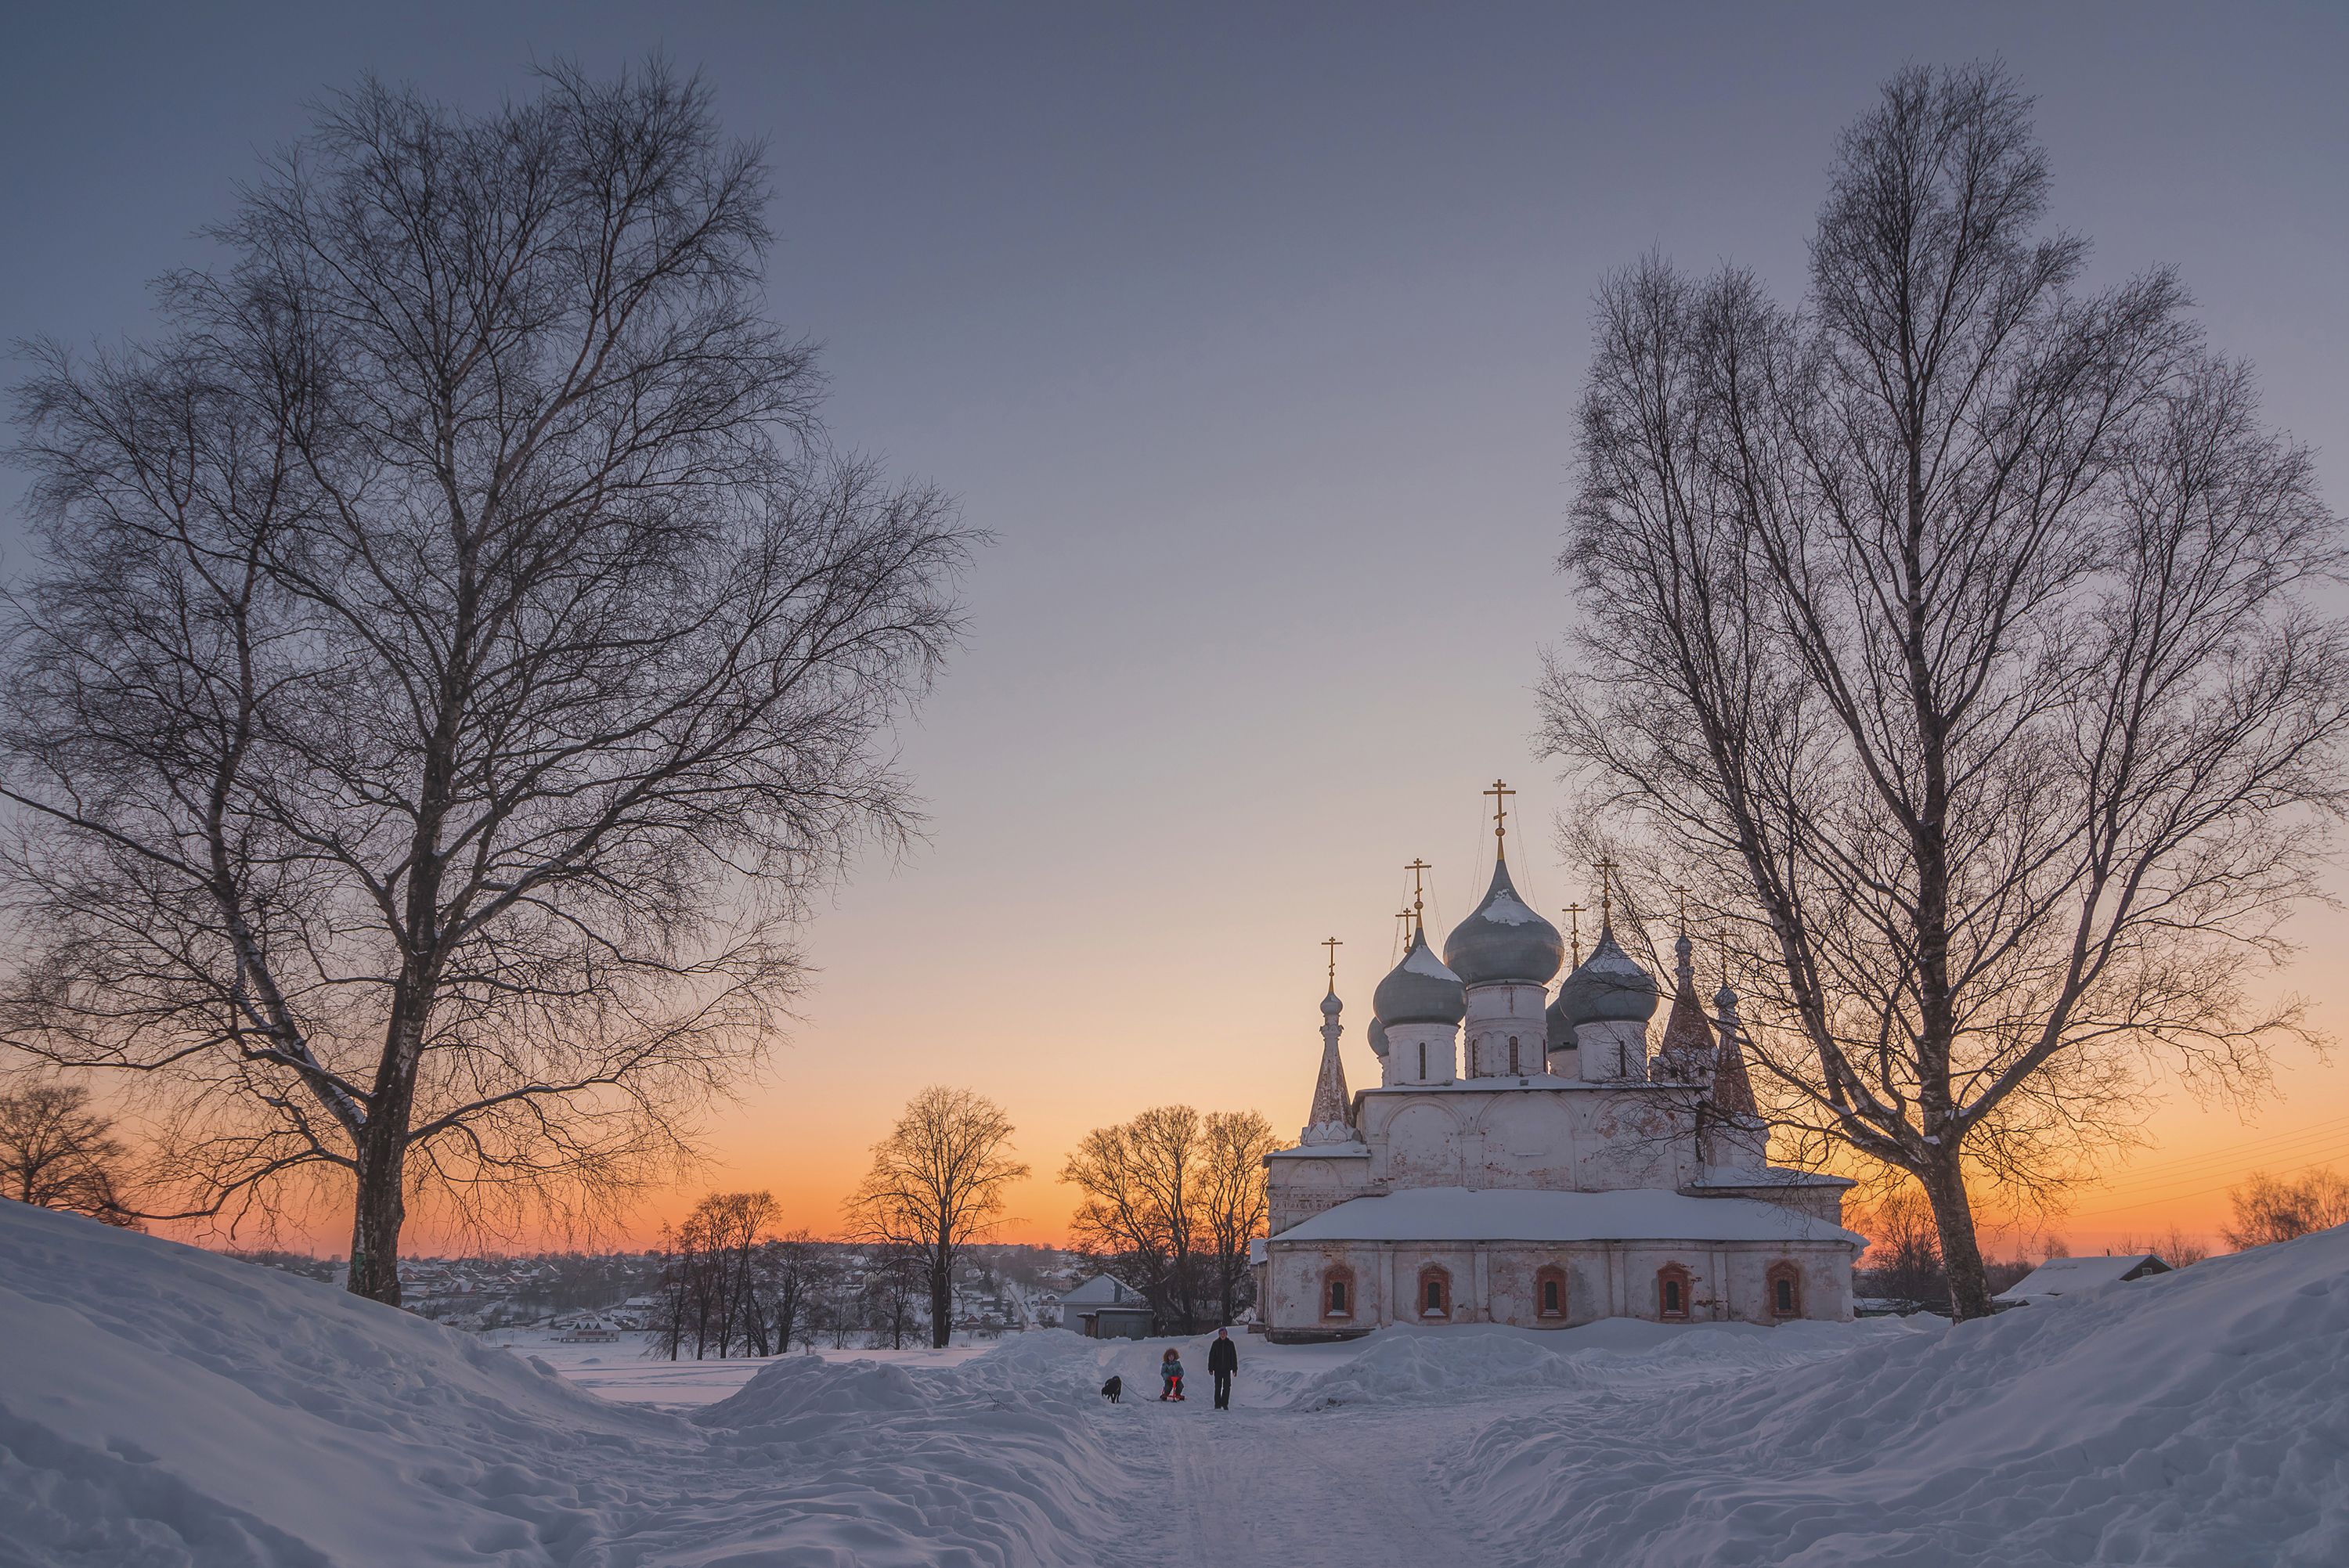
[1452,1227,2349,1566]
[1476,889,1546,926]
[1270,1184,1867,1245]
[5,1197,2346,1567]
[1401,943,1460,980]
[1994,1251,2167,1303]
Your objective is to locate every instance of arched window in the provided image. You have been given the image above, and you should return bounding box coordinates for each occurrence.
[1417,1041,1427,1080]
[1535,1264,1568,1320]
[1323,1266,1356,1319]
[1509,1036,1521,1074]
[1417,1264,1452,1319]
[1767,1260,1802,1319]
[1657,1263,1692,1321]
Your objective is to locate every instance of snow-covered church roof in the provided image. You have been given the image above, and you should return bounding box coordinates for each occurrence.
[1270,1187,1864,1247]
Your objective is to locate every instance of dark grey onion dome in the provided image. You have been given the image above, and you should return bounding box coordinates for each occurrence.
[1555,925,1659,1024]
[1442,856,1565,986]
[1369,1019,1390,1058]
[1545,995,1577,1054]
[1321,989,1343,1017]
[1373,928,1466,1025]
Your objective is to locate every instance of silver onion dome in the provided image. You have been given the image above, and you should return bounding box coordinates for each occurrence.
[1554,925,1659,1025]
[1373,927,1467,1026]
[1442,856,1565,986]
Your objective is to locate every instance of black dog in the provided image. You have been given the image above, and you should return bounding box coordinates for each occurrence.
[1100,1375,1122,1404]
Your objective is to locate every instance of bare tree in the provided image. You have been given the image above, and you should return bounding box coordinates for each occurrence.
[1200,1108,1275,1326]
[2111,1224,2211,1267]
[748,1230,829,1355]
[0,63,972,1302]
[0,1081,140,1225]
[845,1087,1027,1349]
[2222,1169,2349,1249]
[1060,1103,1215,1331]
[1543,64,2347,1319]
[1853,1188,1943,1303]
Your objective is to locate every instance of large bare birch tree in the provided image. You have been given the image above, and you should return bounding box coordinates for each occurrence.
[1,63,972,1303]
[1544,65,2347,1318]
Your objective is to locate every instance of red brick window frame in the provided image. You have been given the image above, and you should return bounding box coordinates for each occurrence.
[1323,1265,1356,1320]
[1535,1264,1568,1319]
[1657,1263,1692,1321]
[1767,1260,1802,1319]
[1417,1264,1452,1319]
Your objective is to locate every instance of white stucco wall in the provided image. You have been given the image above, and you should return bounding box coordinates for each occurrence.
[1263,1238,1855,1339]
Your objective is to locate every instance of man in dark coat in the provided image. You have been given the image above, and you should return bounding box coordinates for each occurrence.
[1207,1328,1239,1410]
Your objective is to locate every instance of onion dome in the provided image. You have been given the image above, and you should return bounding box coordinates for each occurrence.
[1442,856,1566,986]
[1373,927,1466,1026]
[1321,989,1343,1017]
[1555,924,1658,1025]
[1544,994,1577,1055]
[1368,1019,1390,1058]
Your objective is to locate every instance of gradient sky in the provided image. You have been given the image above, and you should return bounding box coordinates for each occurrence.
[4,2,2344,1256]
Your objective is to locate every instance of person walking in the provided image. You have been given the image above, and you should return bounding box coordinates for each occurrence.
[1207,1328,1239,1410]
[1159,1346,1186,1401]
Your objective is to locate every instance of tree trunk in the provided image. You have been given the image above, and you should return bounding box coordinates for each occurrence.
[345,1128,408,1305]
[929,1246,953,1350]
[1920,1149,1994,1321]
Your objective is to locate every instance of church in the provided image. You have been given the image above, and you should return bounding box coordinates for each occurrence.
[1254,784,1863,1340]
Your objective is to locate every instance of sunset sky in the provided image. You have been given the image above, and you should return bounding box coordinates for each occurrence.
[4,2,2344,1257]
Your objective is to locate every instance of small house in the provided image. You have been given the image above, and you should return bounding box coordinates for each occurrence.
[1063,1274,1154,1339]
[1994,1253,2171,1307]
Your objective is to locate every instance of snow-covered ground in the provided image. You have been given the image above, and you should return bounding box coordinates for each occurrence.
[4,1199,2344,1566]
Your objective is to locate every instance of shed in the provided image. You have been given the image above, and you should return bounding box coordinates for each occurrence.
[1064,1274,1154,1339]
[1994,1253,2171,1306]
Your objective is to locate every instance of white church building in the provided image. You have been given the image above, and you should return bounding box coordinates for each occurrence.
[1255,792,1863,1340]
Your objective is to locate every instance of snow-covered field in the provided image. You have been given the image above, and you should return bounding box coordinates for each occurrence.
[4,1200,2344,1566]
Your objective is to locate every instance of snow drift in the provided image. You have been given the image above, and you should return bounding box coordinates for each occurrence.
[1456,1224,2349,1566]
[1288,1317,1920,1411]
[0,1202,1123,1567]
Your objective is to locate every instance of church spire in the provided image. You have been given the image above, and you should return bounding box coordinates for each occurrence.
[1301,944,1359,1145]
[1654,891,1716,1084]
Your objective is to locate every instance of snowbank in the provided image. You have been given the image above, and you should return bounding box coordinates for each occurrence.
[1455,1226,2349,1566]
[1290,1317,1916,1410]
[0,1203,1123,1567]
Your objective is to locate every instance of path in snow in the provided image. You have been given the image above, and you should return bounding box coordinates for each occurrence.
[1133,1397,1494,1568]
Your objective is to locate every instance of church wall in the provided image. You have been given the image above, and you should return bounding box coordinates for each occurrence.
[1263,1238,1856,1339]
[1265,1153,1377,1235]
[1353,1084,1700,1195]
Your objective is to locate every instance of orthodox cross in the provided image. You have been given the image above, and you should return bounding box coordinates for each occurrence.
[1562,903,1585,967]
[1322,935,1342,991]
[1405,858,1432,932]
[1674,884,1691,934]
[1597,853,1618,926]
[1395,907,1416,950]
[1484,778,1516,846]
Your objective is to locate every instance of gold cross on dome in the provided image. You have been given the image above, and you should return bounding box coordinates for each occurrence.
[1597,853,1618,925]
[1405,859,1431,929]
[1675,884,1691,932]
[1563,903,1585,967]
[1484,779,1516,844]
[1322,935,1342,989]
